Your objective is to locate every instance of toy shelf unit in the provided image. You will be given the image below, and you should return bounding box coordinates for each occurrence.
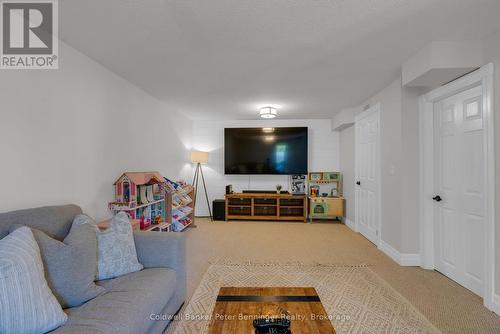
[108,172,171,232]
[164,178,195,232]
[307,172,345,222]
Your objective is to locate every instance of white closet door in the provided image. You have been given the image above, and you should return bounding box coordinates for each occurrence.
[355,105,380,245]
[433,85,484,296]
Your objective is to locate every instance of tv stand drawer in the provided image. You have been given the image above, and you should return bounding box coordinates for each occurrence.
[279,198,304,207]
[227,198,251,206]
[227,206,251,216]
[254,198,277,205]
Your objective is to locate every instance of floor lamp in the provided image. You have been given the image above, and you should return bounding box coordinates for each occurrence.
[191,150,212,221]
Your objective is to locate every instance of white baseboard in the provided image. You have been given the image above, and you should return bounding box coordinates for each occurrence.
[344,218,356,231]
[400,253,421,266]
[491,294,500,316]
[378,240,401,263]
[378,240,421,266]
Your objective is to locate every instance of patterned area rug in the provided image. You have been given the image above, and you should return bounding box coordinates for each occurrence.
[167,262,440,334]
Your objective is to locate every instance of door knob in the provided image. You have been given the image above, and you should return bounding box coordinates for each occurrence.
[356,181,361,186]
[432,195,442,202]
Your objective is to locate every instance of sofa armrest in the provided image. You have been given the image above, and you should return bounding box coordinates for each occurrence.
[133,231,186,312]
[133,231,186,270]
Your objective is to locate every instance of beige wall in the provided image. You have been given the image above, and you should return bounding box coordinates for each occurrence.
[483,30,500,296]
[400,86,424,253]
[0,41,192,220]
[343,78,422,254]
[363,78,403,251]
[339,125,355,222]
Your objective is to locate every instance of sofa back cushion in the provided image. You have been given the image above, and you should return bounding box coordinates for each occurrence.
[76,212,143,280]
[0,205,82,240]
[11,221,105,308]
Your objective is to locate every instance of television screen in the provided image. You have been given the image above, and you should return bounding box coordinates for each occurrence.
[224,127,308,175]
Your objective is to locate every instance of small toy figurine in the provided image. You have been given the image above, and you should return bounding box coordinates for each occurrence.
[140,214,146,230]
[140,207,151,230]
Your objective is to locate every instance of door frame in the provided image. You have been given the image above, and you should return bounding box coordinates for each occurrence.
[418,63,495,310]
[354,103,382,247]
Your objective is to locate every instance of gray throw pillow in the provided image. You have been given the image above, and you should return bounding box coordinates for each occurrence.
[10,221,105,308]
[0,227,67,334]
[75,212,143,280]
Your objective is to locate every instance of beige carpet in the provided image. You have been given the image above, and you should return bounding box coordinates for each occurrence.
[168,262,441,334]
[182,219,500,333]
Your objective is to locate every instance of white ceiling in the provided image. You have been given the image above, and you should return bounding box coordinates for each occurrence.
[60,0,500,120]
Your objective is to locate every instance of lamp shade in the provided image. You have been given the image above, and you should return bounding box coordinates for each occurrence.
[191,150,209,164]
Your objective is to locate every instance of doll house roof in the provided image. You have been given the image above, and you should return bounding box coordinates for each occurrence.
[114,172,164,186]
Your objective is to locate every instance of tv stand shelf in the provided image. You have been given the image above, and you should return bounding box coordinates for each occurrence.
[225,193,306,222]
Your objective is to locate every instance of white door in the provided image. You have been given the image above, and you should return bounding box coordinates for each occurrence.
[433,85,484,296]
[355,105,380,245]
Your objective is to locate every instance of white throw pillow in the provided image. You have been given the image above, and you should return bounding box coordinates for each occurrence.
[74,212,143,280]
[0,227,67,334]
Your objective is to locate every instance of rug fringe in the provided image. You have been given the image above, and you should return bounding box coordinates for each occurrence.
[207,258,374,268]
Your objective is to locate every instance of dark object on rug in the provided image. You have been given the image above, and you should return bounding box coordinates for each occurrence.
[253,317,291,334]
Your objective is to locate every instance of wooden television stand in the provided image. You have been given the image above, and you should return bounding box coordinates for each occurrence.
[225,193,307,222]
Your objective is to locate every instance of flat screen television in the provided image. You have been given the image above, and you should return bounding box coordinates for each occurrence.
[224,127,308,175]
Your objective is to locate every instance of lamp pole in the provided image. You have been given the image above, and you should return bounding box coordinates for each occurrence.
[192,161,213,221]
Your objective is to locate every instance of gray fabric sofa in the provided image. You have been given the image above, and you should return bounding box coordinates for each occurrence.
[0,205,186,334]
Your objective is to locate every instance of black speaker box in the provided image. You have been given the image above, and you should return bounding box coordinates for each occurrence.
[213,199,226,221]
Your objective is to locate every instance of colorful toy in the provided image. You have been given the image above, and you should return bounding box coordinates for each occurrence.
[308,171,344,222]
[112,172,163,205]
[109,172,166,226]
[108,172,195,233]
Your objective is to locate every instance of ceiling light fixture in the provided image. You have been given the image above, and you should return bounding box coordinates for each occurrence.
[262,127,275,133]
[259,106,278,119]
